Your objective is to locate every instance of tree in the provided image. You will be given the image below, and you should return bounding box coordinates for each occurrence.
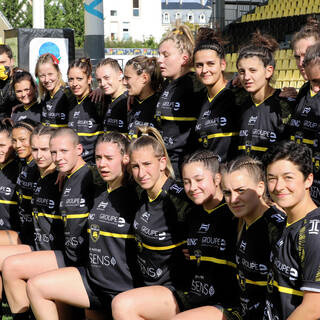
[0,0,32,28]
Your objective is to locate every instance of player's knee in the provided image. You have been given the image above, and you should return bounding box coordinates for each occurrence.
[2,255,21,280]
[26,276,44,301]
[111,292,135,320]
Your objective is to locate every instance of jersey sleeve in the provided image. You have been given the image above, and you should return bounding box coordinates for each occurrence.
[300,220,320,292]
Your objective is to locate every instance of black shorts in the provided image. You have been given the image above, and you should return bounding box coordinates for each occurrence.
[54,250,68,268]
[174,291,242,320]
[77,266,115,315]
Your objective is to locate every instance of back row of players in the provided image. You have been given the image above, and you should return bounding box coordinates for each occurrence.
[0,19,320,319]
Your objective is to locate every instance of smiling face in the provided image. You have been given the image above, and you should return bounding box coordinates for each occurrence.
[182,161,220,207]
[294,36,317,80]
[237,56,273,95]
[0,131,13,164]
[31,134,53,171]
[96,64,123,98]
[95,141,128,184]
[14,79,36,105]
[68,67,91,99]
[194,49,225,87]
[123,64,147,97]
[37,62,60,94]
[12,127,32,160]
[267,159,313,210]
[130,145,167,194]
[158,39,187,79]
[222,168,265,220]
[50,135,82,174]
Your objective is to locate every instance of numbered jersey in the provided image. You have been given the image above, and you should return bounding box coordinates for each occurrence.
[265,208,320,319]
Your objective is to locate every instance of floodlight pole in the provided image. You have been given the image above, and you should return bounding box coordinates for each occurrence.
[33,0,45,28]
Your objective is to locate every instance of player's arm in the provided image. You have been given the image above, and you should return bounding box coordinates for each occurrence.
[287,291,320,320]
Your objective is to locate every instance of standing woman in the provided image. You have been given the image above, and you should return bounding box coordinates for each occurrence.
[96,58,128,134]
[156,25,206,178]
[11,69,42,124]
[0,120,20,244]
[67,58,103,163]
[236,31,293,159]
[26,132,139,320]
[112,126,192,320]
[264,140,320,319]
[193,27,238,162]
[35,53,72,128]
[286,42,320,205]
[124,55,163,139]
[221,156,285,320]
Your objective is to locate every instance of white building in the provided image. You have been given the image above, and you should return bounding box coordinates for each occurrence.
[104,0,163,42]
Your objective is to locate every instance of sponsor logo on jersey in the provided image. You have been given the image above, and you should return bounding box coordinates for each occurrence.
[248,116,258,125]
[187,238,198,246]
[203,110,211,118]
[198,223,210,233]
[303,119,318,130]
[301,106,311,115]
[63,187,71,195]
[290,118,301,127]
[236,255,268,274]
[137,256,163,278]
[190,275,215,296]
[66,198,86,207]
[97,201,108,210]
[273,256,298,281]
[90,224,100,242]
[73,111,80,118]
[309,219,320,235]
[141,211,150,223]
[0,186,12,196]
[140,225,166,240]
[170,184,183,194]
[46,103,53,111]
[89,251,117,267]
[98,214,126,227]
[271,213,285,223]
[201,236,226,250]
[162,90,169,98]
[239,240,247,252]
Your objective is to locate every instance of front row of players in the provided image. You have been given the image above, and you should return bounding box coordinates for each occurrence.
[0,122,319,319]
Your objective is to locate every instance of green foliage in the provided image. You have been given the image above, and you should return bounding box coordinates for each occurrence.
[0,0,32,28]
[105,36,159,49]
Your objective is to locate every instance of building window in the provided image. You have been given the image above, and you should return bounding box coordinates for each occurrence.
[110,10,117,16]
[187,13,194,23]
[111,33,116,40]
[123,22,130,40]
[175,12,181,21]
[133,0,139,16]
[199,13,206,23]
[163,12,170,23]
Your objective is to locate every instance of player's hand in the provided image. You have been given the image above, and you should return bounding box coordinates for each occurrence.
[89,88,104,103]
[55,171,66,191]
[182,248,190,260]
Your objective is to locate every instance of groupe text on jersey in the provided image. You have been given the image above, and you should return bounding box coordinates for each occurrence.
[59,164,94,266]
[31,170,63,251]
[265,208,320,319]
[286,82,320,205]
[236,207,285,319]
[133,178,192,291]
[103,91,128,134]
[194,87,239,162]
[67,94,103,163]
[86,184,140,294]
[237,89,294,159]
[0,159,19,230]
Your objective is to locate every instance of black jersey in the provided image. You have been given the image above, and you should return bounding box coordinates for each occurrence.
[134,178,192,289]
[103,92,128,134]
[155,73,206,175]
[68,95,103,163]
[0,77,19,119]
[41,87,73,127]
[286,82,320,204]
[236,207,285,320]
[16,159,40,245]
[237,89,293,159]
[265,208,320,319]
[127,93,160,139]
[185,201,239,308]
[32,170,63,251]
[87,184,139,294]
[0,159,20,230]
[59,164,94,266]
[194,87,239,162]
[11,101,42,124]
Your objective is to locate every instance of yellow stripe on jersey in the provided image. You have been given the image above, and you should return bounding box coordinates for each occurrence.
[190,255,236,268]
[0,200,18,205]
[16,192,32,200]
[77,131,104,137]
[41,123,68,128]
[199,132,239,142]
[65,213,89,219]
[290,135,314,145]
[238,145,268,152]
[140,240,187,251]
[87,229,135,239]
[273,280,304,296]
[158,116,197,121]
[32,212,62,220]
[236,274,267,286]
